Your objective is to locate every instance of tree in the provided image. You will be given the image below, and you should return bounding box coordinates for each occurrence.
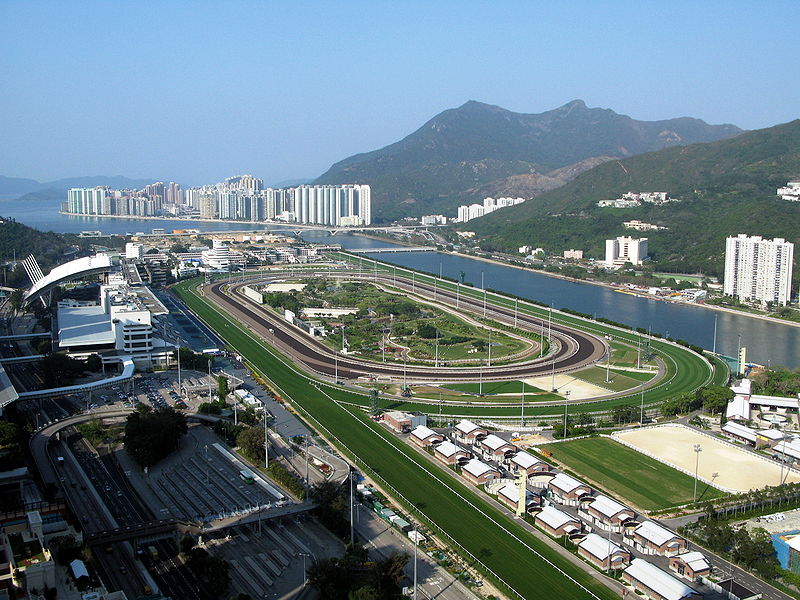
[235,426,264,461]
[698,384,734,414]
[146,247,160,254]
[185,547,230,599]
[8,289,23,312]
[39,352,84,386]
[369,389,380,415]
[218,375,229,399]
[171,244,189,253]
[307,558,350,600]
[85,353,102,372]
[372,552,408,597]
[124,405,188,467]
[416,323,437,339]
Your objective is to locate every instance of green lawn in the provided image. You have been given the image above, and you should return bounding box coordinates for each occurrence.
[571,366,653,392]
[173,279,619,600]
[544,437,725,511]
[442,380,545,395]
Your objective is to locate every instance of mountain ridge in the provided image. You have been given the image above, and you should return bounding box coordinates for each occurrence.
[464,118,800,279]
[315,100,742,220]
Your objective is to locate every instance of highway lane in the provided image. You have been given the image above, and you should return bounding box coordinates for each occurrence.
[203,270,607,383]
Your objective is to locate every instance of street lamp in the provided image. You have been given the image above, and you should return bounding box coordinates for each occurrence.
[299,552,311,586]
[693,444,703,504]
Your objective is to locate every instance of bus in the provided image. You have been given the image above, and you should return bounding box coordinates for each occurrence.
[239,469,255,484]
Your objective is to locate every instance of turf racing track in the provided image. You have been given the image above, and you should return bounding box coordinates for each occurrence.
[172,276,624,600]
[204,270,609,383]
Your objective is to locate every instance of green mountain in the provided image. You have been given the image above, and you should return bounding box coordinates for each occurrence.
[0,175,162,197]
[0,218,124,288]
[466,119,800,281]
[314,100,741,221]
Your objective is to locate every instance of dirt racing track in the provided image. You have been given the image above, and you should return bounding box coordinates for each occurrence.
[202,270,612,384]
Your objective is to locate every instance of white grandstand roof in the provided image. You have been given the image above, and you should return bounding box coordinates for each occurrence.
[25,254,112,302]
[624,558,696,600]
[635,521,681,547]
[579,533,625,560]
[536,506,579,531]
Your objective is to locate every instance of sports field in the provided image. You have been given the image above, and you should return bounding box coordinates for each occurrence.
[614,425,800,492]
[544,436,725,511]
[571,366,654,392]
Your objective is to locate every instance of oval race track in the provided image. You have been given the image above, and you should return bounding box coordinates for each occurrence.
[201,269,609,384]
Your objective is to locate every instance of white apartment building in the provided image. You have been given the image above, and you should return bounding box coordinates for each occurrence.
[724,234,794,306]
[67,188,107,215]
[605,236,648,267]
[456,197,525,222]
[125,243,144,260]
[778,181,800,202]
[563,249,584,259]
[421,214,447,225]
[201,239,231,271]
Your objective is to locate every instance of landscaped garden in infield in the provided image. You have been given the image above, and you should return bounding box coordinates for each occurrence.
[253,278,534,364]
[543,436,726,511]
[173,278,619,600]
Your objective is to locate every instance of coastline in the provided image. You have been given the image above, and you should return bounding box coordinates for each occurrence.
[59,211,316,232]
[446,250,800,330]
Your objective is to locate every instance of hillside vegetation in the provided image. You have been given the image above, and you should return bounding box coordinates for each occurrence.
[316,100,740,221]
[467,119,800,279]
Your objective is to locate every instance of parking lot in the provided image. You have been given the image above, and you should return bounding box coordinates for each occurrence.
[154,440,283,522]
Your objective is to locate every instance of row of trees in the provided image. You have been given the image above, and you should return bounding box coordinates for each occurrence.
[660,384,734,417]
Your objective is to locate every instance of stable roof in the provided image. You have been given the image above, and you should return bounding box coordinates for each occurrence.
[550,472,588,494]
[726,395,750,420]
[635,521,681,547]
[410,425,440,441]
[674,551,711,573]
[435,441,466,458]
[536,506,579,531]
[579,533,625,560]
[481,434,513,451]
[510,451,545,470]
[455,419,484,436]
[751,394,800,409]
[463,459,497,478]
[722,421,757,443]
[758,428,787,441]
[624,558,696,600]
[774,440,800,460]
[589,495,632,519]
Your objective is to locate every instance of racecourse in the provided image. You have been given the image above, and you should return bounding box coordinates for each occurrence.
[172,278,620,600]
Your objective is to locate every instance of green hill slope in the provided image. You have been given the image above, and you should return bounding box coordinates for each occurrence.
[315,100,740,221]
[466,120,800,279]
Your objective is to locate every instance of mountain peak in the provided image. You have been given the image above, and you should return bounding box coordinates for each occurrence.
[315,100,742,221]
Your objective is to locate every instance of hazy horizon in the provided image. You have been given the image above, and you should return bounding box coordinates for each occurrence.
[2,1,798,186]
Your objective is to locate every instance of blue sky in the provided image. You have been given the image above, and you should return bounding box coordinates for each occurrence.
[1,1,798,185]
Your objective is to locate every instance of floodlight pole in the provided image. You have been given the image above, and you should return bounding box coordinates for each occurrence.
[712,313,718,355]
[413,522,418,600]
[640,384,645,424]
[207,359,212,399]
[264,415,269,469]
[514,298,518,329]
[177,345,182,398]
[349,469,354,546]
[456,282,460,309]
[521,381,525,427]
[482,272,487,317]
[693,444,702,504]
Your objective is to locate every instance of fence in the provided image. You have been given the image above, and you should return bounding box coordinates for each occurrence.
[609,427,737,494]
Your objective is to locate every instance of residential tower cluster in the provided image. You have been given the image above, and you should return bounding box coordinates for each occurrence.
[64,175,372,226]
